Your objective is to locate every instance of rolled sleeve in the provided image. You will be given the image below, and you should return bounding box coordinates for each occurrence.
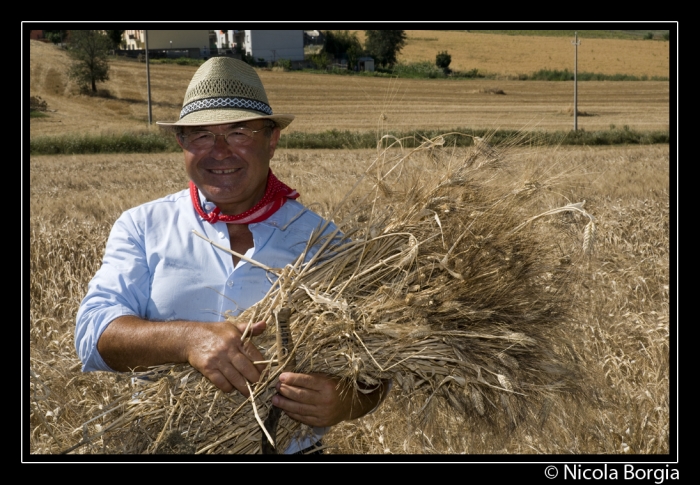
[75,212,151,372]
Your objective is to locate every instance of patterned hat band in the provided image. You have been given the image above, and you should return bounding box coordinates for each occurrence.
[180,96,273,120]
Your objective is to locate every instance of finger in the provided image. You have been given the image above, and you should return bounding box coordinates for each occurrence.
[272,392,314,417]
[279,372,328,391]
[282,410,319,427]
[229,351,262,385]
[277,381,316,404]
[240,339,268,375]
[213,359,255,395]
[273,394,328,427]
[203,368,234,394]
[250,320,266,335]
[237,320,266,338]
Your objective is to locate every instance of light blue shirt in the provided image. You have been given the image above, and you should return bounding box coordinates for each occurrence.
[75,188,336,453]
[75,188,335,371]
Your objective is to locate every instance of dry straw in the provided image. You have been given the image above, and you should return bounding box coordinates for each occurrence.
[68,132,597,454]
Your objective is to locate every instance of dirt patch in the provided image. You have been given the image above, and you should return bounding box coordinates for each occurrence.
[478,87,506,95]
[561,105,594,117]
[44,67,67,96]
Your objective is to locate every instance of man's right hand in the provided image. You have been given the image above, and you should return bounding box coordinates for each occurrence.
[97,316,268,396]
[185,320,267,395]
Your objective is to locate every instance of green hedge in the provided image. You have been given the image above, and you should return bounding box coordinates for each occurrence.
[522,69,668,81]
[30,132,181,155]
[29,128,670,155]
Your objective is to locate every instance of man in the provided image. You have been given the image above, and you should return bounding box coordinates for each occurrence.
[75,57,386,454]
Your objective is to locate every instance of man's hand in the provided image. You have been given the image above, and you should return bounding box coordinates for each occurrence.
[185,320,267,396]
[271,372,385,427]
[97,317,267,396]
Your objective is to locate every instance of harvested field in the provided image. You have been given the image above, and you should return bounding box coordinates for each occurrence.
[28,39,670,138]
[356,30,671,78]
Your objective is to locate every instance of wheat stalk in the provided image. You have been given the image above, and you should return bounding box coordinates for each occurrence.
[583,221,597,255]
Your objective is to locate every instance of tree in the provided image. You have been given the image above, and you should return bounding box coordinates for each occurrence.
[66,30,112,94]
[322,30,363,67]
[105,30,125,50]
[435,50,452,74]
[44,30,68,45]
[364,30,407,68]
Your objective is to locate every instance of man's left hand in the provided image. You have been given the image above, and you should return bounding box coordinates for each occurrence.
[272,372,382,427]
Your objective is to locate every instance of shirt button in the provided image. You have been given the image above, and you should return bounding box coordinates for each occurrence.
[204,202,215,211]
[218,232,225,239]
[227,281,233,288]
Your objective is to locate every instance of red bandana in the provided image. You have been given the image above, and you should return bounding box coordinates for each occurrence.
[190,170,299,224]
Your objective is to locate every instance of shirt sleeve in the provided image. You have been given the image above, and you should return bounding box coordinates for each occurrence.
[74,211,152,372]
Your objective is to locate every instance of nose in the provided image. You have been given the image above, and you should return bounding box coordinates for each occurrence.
[209,133,234,159]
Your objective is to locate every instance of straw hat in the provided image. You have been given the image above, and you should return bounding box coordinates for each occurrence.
[157,57,294,129]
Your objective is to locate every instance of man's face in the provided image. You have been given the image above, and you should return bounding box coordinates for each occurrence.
[177,120,281,215]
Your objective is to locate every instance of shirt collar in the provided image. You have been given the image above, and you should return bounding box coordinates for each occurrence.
[195,188,298,231]
[196,188,217,216]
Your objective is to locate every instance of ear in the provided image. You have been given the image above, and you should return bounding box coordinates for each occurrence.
[175,132,186,150]
[267,127,281,159]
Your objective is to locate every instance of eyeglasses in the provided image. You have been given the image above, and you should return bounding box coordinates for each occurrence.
[180,126,269,149]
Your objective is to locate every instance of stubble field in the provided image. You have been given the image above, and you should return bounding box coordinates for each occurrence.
[29,36,670,137]
[364,30,670,78]
[27,32,672,457]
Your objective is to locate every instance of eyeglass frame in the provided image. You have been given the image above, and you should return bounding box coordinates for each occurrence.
[177,122,275,150]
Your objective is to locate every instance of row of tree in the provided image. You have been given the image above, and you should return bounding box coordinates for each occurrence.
[322,30,407,69]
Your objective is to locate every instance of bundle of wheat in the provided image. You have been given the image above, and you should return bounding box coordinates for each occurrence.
[72,133,596,454]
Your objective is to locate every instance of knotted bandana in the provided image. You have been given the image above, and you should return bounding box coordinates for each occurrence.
[190,170,299,224]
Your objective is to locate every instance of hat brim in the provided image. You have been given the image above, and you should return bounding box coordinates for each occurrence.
[157,109,294,130]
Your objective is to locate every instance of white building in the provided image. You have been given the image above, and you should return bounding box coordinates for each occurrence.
[214,30,236,49]
[123,30,209,51]
[242,30,304,62]
[357,56,375,72]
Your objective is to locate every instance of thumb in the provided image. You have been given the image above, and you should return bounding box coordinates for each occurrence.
[249,320,267,336]
[236,320,266,337]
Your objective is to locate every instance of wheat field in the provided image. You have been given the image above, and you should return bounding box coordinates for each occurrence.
[27,33,672,458]
[29,143,671,456]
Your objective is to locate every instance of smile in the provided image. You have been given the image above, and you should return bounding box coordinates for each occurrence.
[209,168,238,174]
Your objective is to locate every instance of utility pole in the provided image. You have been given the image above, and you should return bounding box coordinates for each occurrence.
[572,32,580,131]
[145,30,153,125]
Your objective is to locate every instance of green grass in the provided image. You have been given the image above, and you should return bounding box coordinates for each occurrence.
[301,63,668,81]
[30,132,180,155]
[279,128,669,149]
[30,128,670,155]
[387,61,446,79]
[30,111,49,118]
[518,69,668,81]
